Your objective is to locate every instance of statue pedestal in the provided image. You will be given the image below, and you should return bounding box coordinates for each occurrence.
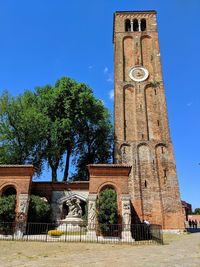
[121,230,134,242]
[57,217,84,232]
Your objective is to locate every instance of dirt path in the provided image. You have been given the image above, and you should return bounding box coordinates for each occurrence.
[0,233,200,267]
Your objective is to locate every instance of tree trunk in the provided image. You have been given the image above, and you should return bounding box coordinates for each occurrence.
[63,147,71,181]
[51,166,57,182]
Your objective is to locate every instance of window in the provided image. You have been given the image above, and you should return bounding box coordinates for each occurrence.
[141,19,146,31]
[133,19,139,31]
[125,19,131,32]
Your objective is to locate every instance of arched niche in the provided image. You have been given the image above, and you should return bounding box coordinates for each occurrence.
[56,192,87,221]
[145,85,161,141]
[123,37,135,81]
[141,35,153,75]
[120,143,131,164]
[124,85,136,141]
[155,144,168,186]
[138,144,153,215]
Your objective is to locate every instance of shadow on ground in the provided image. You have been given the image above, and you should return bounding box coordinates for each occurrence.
[186,228,200,233]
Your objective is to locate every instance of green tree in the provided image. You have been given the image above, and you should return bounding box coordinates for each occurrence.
[193,208,200,215]
[0,77,113,182]
[27,195,51,223]
[96,188,118,228]
[71,94,113,181]
[0,90,46,175]
[0,195,16,222]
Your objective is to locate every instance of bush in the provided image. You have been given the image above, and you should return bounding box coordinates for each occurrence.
[0,195,16,222]
[28,195,51,223]
[96,188,118,233]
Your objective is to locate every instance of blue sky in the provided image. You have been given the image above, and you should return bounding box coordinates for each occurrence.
[0,0,199,210]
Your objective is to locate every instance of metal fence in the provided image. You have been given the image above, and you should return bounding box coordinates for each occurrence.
[0,222,163,245]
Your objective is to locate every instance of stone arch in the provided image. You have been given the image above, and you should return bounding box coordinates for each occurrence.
[57,192,87,205]
[123,36,135,81]
[97,181,119,195]
[0,183,17,196]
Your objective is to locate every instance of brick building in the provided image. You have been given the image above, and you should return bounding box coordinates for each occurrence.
[113,10,184,230]
[0,10,185,231]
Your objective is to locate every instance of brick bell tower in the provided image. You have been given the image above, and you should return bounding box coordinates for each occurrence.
[113,11,184,230]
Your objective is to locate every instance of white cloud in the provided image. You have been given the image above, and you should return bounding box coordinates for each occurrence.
[109,89,114,100]
[187,102,192,107]
[107,76,113,83]
[104,67,109,74]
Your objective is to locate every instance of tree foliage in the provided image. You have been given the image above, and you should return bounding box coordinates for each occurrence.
[96,188,118,226]
[0,77,113,181]
[0,195,16,222]
[193,208,200,215]
[27,195,51,223]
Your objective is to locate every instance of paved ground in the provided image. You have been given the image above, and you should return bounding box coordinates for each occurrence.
[0,232,200,267]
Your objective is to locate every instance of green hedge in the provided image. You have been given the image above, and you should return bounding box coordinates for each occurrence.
[28,195,51,223]
[97,188,118,232]
[0,195,16,222]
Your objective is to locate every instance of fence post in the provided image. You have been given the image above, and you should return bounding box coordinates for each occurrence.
[45,223,48,242]
[65,223,67,242]
[26,223,29,241]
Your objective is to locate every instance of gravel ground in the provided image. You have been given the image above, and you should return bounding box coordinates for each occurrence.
[0,232,200,267]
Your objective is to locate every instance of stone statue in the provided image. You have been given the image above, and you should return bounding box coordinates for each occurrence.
[123,203,131,229]
[66,198,82,218]
[88,202,96,224]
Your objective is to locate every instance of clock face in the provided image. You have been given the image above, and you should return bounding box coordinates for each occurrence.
[129,66,149,82]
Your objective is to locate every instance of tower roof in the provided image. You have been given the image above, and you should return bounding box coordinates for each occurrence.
[114,10,157,15]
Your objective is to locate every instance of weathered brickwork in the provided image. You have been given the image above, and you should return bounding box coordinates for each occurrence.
[0,165,34,221]
[113,11,184,229]
[88,164,132,223]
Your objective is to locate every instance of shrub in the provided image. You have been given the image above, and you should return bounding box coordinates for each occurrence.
[0,195,16,222]
[48,230,63,237]
[96,188,118,232]
[28,195,51,223]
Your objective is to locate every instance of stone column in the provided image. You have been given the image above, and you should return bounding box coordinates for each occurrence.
[138,20,141,32]
[121,194,134,241]
[15,193,30,238]
[130,19,134,32]
[87,193,97,238]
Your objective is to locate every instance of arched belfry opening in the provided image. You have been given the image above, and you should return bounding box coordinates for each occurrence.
[125,19,131,32]
[133,19,139,31]
[141,19,146,31]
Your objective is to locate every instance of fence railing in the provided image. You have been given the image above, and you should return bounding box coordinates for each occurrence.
[0,222,163,245]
